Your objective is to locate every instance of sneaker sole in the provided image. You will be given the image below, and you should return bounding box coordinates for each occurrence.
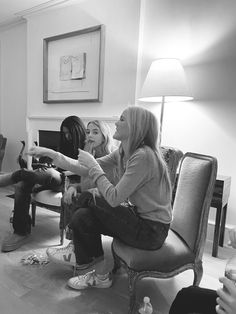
[1,235,29,252]
[67,279,112,290]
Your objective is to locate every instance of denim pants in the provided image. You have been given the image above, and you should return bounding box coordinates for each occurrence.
[11,168,62,235]
[69,192,170,265]
[169,286,217,314]
[61,193,83,240]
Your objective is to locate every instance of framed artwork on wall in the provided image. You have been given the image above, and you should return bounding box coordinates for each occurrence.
[43,25,105,103]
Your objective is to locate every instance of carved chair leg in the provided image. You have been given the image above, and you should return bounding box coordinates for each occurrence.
[127,268,139,314]
[31,203,36,227]
[193,261,203,286]
[111,246,122,274]
[60,228,64,245]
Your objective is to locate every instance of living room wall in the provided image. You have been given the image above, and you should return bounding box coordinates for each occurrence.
[0,22,27,171]
[137,0,236,227]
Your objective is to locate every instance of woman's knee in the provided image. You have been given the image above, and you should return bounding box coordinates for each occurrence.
[12,169,36,185]
[15,181,32,194]
[70,207,92,229]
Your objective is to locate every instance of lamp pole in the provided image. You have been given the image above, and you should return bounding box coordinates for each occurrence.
[159,96,165,145]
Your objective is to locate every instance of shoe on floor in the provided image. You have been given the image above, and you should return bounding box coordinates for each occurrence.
[46,242,104,270]
[67,270,112,290]
[1,232,29,252]
[46,241,76,267]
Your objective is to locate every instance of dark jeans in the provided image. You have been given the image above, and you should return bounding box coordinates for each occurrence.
[69,192,170,265]
[169,286,217,314]
[11,168,62,235]
[61,193,83,240]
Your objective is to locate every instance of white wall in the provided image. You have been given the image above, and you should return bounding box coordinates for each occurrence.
[0,22,27,171]
[137,0,236,226]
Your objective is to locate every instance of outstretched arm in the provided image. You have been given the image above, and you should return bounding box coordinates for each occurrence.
[28,146,88,176]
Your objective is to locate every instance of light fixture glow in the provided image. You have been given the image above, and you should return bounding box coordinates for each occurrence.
[139,58,193,102]
[138,58,193,143]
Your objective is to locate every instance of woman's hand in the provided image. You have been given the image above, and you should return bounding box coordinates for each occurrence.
[84,140,95,156]
[78,149,98,169]
[63,186,77,205]
[216,277,236,314]
[28,146,55,159]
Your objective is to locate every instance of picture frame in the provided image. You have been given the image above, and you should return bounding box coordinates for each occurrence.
[43,25,105,103]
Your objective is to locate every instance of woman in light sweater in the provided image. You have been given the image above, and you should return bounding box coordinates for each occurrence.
[29,106,172,290]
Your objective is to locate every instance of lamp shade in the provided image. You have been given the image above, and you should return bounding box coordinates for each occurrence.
[139,58,193,102]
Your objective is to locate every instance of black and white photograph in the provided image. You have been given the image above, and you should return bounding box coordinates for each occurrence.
[0,1,235,313]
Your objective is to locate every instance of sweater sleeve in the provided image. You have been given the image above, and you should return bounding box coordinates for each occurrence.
[52,152,88,176]
[89,149,152,207]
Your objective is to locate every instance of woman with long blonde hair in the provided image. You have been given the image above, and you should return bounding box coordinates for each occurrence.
[29,106,172,290]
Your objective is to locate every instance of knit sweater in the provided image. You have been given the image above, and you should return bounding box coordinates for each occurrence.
[52,146,172,223]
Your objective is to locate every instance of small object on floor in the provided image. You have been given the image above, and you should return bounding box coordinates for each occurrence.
[21,251,49,266]
[138,296,153,314]
[1,232,29,252]
[67,270,112,290]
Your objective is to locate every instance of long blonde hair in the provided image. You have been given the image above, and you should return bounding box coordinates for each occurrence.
[87,120,115,157]
[123,106,171,192]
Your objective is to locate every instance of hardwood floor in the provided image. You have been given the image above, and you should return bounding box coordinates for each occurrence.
[0,186,234,314]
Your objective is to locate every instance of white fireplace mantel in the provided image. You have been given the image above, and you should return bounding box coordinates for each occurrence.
[26,115,118,169]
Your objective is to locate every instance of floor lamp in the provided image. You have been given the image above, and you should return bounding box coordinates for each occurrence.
[138,58,193,144]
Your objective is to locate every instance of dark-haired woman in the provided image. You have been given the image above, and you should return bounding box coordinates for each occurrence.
[1,115,86,252]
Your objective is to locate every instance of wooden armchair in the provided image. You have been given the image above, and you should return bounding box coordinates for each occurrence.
[31,189,64,244]
[111,152,217,314]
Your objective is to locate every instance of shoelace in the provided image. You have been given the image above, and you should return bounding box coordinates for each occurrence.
[73,269,95,281]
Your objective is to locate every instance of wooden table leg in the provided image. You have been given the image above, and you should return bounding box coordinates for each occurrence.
[219,204,227,247]
[212,205,222,257]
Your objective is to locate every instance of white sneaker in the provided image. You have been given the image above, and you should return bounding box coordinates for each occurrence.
[46,242,75,267]
[1,232,29,252]
[67,270,112,290]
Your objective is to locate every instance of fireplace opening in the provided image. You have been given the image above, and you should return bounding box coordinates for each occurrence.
[38,130,60,151]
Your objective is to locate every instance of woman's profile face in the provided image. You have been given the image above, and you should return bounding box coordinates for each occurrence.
[113,110,129,141]
[86,122,104,148]
[62,126,72,142]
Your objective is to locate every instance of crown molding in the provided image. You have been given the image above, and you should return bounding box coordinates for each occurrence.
[14,0,73,18]
[0,17,26,30]
[0,0,77,30]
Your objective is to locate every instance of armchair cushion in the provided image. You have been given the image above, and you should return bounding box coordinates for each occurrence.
[31,190,62,207]
[112,229,195,272]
